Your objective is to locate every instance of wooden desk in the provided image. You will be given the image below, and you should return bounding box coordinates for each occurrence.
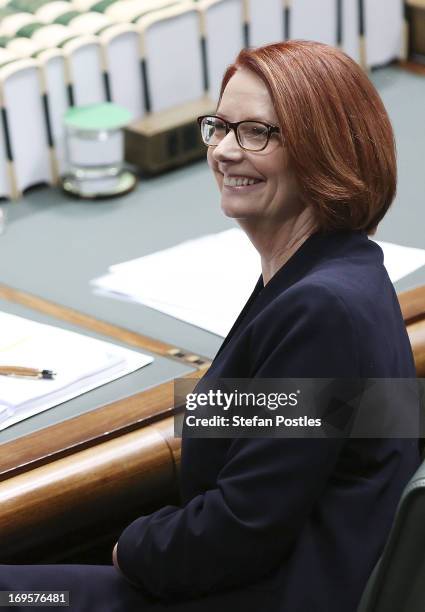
[399,285,425,376]
[0,284,209,480]
[406,0,425,61]
[0,286,209,562]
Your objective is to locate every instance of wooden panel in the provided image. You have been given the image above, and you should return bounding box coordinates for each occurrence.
[0,282,424,480]
[405,2,425,57]
[399,285,425,325]
[0,282,189,359]
[399,286,425,377]
[406,0,425,9]
[0,417,178,557]
[399,60,425,75]
[407,320,425,377]
[0,282,209,480]
[0,368,203,481]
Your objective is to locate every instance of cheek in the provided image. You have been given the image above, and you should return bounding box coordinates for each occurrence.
[274,172,301,212]
[207,150,222,187]
[263,155,292,193]
[253,148,284,179]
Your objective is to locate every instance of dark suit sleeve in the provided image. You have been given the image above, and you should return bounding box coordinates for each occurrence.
[116,284,357,599]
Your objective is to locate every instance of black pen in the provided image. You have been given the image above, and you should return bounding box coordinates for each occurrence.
[0,366,56,379]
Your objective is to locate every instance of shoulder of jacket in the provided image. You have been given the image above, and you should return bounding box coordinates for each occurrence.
[273,275,355,318]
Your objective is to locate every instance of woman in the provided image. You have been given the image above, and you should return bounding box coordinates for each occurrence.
[0,41,420,612]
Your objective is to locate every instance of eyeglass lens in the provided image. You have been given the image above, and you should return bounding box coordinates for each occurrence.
[201,117,269,151]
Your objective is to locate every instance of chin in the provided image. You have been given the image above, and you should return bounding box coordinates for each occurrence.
[220,197,259,220]
[221,201,249,219]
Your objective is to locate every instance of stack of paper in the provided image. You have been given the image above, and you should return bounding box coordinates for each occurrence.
[0,312,153,431]
[91,229,425,338]
[93,229,261,337]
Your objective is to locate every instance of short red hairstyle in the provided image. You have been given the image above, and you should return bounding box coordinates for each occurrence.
[219,41,397,233]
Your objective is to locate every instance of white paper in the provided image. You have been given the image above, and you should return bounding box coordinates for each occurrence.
[0,312,154,430]
[91,229,425,338]
[93,229,260,336]
[375,241,425,283]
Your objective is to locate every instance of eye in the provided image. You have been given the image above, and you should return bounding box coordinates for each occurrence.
[201,117,227,144]
[251,126,267,136]
[213,119,227,134]
[241,123,267,139]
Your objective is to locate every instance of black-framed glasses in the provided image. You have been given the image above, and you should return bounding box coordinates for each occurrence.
[197,115,280,152]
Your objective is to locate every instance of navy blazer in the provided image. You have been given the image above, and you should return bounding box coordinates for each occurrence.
[117,230,420,612]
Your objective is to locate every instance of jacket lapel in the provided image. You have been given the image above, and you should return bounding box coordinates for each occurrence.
[211,231,371,365]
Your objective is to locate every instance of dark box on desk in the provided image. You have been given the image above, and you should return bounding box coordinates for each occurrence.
[124,96,215,175]
[407,0,425,60]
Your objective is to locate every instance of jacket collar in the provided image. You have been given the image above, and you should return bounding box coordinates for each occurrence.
[213,230,373,362]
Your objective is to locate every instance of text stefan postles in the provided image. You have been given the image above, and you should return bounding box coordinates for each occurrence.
[185,389,300,411]
[185,414,321,428]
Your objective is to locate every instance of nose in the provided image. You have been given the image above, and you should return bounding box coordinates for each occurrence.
[210,129,244,164]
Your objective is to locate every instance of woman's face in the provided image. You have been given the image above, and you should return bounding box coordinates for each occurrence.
[207,68,300,224]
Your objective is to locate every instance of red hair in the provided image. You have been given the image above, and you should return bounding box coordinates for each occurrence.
[219,41,397,233]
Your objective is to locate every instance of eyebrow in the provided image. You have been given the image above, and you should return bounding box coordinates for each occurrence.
[216,112,277,125]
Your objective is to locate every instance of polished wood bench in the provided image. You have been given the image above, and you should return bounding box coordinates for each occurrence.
[399,285,425,376]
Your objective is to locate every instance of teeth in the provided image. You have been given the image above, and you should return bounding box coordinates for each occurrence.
[223,176,260,187]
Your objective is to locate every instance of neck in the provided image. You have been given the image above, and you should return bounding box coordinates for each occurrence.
[238,209,318,286]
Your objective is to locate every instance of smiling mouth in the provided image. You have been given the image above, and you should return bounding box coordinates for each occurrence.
[222,176,263,187]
